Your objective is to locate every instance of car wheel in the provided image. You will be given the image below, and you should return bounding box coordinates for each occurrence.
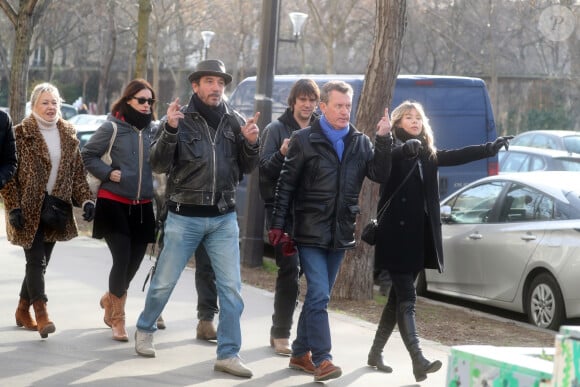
[415,270,427,296]
[526,273,565,330]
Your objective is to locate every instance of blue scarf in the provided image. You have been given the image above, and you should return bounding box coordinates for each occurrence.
[320,115,349,161]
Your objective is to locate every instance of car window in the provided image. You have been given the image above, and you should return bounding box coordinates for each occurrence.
[499,152,529,172]
[561,159,580,171]
[511,133,533,147]
[498,184,544,222]
[563,136,580,154]
[528,155,547,171]
[443,181,505,224]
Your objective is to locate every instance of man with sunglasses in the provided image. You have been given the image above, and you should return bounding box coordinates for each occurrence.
[135,60,259,379]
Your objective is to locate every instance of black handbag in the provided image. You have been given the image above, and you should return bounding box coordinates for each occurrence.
[361,160,419,245]
[40,193,72,232]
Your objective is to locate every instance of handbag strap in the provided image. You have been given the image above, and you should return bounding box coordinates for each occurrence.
[376,159,419,224]
[105,122,118,156]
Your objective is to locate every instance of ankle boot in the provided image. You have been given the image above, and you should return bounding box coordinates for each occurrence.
[15,297,38,330]
[109,293,128,342]
[397,301,442,382]
[32,300,56,338]
[99,292,112,327]
[367,302,396,373]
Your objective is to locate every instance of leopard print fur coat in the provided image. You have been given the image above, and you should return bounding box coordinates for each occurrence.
[1,115,93,249]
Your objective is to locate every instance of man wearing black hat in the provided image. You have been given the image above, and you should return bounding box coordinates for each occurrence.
[135,59,260,378]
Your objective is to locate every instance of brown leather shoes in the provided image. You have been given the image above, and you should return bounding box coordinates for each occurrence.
[289,352,315,374]
[270,337,292,356]
[196,320,217,341]
[314,359,342,382]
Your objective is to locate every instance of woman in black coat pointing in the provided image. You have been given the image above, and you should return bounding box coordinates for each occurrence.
[367,100,512,382]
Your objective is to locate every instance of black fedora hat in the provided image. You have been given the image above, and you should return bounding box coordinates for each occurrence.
[188,59,232,85]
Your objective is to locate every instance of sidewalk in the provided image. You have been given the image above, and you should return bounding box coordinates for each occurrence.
[0,208,450,386]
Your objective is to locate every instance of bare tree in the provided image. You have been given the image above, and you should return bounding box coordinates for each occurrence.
[96,0,118,114]
[332,0,407,300]
[135,0,152,79]
[0,0,51,122]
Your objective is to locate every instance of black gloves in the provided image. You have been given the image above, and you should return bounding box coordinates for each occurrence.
[9,208,25,229]
[486,136,514,155]
[402,139,422,158]
[83,202,95,222]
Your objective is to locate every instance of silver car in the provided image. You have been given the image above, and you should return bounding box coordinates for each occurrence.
[420,171,580,330]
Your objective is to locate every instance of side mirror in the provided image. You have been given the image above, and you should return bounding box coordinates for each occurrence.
[440,205,452,223]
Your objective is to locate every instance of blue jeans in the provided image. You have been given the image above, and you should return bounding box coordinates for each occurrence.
[136,211,244,359]
[292,246,345,367]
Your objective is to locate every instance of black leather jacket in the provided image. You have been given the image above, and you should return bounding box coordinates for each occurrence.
[0,111,17,190]
[271,118,393,249]
[150,96,259,210]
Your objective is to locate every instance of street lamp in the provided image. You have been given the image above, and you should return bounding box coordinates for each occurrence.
[201,30,215,60]
[278,12,308,44]
[240,2,309,268]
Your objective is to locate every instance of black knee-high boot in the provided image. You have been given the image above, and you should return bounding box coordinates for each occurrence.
[397,301,442,382]
[367,302,396,373]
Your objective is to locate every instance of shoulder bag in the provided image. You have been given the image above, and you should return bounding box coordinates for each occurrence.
[87,122,117,196]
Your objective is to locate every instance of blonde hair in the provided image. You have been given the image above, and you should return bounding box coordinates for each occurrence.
[29,82,62,117]
[391,100,436,157]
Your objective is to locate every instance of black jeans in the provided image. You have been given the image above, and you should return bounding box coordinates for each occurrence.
[385,271,418,311]
[266,204,300,339]
[195,244,218,321]
[20,225,56,303]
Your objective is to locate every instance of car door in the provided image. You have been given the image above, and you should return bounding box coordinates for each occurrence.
[427,181,506,298]
[479,184,546,302]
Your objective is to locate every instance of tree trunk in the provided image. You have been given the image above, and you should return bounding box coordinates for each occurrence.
[1,0,49,123]
[97,0,116,114]
[332,0,407,301]
[135,0,151,79]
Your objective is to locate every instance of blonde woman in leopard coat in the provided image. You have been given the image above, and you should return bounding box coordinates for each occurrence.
[0,83,94,339]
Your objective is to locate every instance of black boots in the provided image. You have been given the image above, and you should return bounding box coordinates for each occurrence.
[367,302,396,373]
[397,301,442,382]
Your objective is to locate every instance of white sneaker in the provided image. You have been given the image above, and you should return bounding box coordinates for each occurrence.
[214,356,253,378]
[135,330,156,357]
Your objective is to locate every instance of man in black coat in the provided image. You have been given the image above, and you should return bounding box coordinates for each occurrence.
[269,80,393,382]
[0,110,17,190]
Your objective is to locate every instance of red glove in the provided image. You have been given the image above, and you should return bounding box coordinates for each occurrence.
[281,235,297,257]
[268,228,284,246]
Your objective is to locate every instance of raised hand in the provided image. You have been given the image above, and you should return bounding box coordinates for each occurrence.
[242,111,260,145]
[376,108,392,136]
[166,98,184,128]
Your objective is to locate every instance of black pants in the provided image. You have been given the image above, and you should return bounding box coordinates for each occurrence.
[105,233,148,297]
[386,271,418,311]
[195,244,218,321]
[266,204,300,339]
[20,225,56,303]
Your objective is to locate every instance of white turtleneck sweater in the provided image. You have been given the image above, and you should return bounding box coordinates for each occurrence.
[32,112,61,194]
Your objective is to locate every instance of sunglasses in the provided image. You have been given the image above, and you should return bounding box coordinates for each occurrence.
[132,97,155,105]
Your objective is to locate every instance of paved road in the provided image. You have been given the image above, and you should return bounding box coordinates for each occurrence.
[0,209,450,386]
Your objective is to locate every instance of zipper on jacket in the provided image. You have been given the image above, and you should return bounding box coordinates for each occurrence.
[205,118,219,205]
[137,129,143,200]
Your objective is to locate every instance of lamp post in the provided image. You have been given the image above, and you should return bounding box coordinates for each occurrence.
[240,2,308,267]
[201,30,215,60]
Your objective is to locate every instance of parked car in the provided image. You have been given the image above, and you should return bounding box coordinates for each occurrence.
[70,114,108,149]
[418,171,580,330]
[499,145,580,172]
[510,130,580,154]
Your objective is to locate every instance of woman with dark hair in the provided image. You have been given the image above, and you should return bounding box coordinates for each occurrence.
[82,79,157,342]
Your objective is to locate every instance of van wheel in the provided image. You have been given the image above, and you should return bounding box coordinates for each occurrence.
[525,273,565,330]
[415,270,427,296]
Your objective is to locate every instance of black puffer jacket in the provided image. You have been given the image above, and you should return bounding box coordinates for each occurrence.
[259,108,317,203]
[149,96,258,209]
[271,118,392,249]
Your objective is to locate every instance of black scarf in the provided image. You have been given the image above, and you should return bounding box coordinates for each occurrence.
[192,93,225,130]
[394,126,427,147]
[124,105,152,130]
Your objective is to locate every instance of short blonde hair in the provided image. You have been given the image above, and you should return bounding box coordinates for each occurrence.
[29,82,62,117]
